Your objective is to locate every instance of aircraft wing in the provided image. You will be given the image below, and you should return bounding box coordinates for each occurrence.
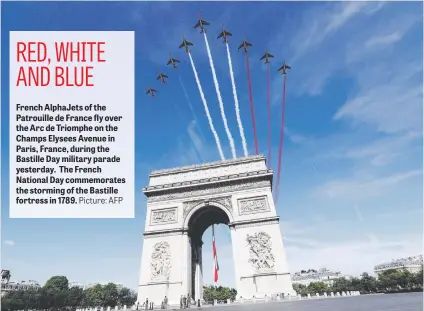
[152,89,158,92]
[156,75,161,80]
[286,65,291,69]
[163,74,169,78]
[269,53,274,58]
[186,41,194,46]
[174,58,180,63]
[202,20,210,26]
[238,43,244,49]
[194,21,201,28]
[167,59,172,65]
[226,31,233,36]
[178,42,184,48]
[260,54,266,60]
[217,32,224,39]
[246,41,252,47]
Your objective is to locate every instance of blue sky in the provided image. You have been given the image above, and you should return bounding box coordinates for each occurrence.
[1,1,423,290]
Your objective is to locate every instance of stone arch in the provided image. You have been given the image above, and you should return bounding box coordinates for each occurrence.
[183,200,234,230]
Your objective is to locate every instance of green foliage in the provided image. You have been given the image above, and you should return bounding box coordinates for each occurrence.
[1,276,137,311]
[203,285,237,302]
[292,267,423,297]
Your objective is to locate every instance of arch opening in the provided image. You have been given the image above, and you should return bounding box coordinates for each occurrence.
[187,205,233,303]
[188,205,230,245]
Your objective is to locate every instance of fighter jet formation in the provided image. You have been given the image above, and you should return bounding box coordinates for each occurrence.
[260,48,274,64]
[167,53,180,69]
[145,13,291,98]
[145,86,158,97]
[238,38,252,53]
[157,71,168,84]
[179,35,194,53]
[217,25,232,43]
[277,60,291,75]
[194,14,210,33]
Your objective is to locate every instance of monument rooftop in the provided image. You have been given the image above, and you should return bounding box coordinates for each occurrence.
[144,155,273,193]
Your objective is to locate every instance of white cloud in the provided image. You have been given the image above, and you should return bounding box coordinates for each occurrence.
[290,2,384,62]
[284,127,310,145]
[4,240,15,246]
[365,32,402,48]
[315,169,421,200]
[187,120,205,161]
[340,131,420,165]
[334,64,422,134]
[285,233,422,276]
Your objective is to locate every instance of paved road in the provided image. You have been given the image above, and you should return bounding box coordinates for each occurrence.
[199,292,422,311]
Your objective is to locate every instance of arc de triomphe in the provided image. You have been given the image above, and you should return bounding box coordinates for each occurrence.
[137,156,295,305]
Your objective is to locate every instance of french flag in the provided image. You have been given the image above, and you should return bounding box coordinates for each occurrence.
[212,225,219,283]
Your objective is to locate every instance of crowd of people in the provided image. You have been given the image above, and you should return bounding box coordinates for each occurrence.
[137,293,195,310]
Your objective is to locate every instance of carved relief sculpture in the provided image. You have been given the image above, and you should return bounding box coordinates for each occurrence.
[183,196,233,218]
[151,208,177,225]
[246,232,275,273]
[150,241,171,281]
[238,196,269,215]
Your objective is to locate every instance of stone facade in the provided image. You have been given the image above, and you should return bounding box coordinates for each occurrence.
[137,156,295,305]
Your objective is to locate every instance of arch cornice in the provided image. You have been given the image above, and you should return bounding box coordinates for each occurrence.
[183,198,234,229]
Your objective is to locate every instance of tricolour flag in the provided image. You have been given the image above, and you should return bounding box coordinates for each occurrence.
[212,224,219,283]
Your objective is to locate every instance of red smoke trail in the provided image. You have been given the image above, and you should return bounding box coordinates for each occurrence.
[245,54,259,155]
[275,74,287,203]
[267,62,271,165]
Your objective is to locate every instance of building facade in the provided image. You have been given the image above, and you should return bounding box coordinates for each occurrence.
[1,280,41,296]
[291,268,347,286]
[374,255,423,275]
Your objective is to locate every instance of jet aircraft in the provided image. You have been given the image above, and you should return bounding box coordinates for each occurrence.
[238,38,252,53]
[194,14,210,33]
[146,86,158,97]
[260,48,274,64]
[179,35,194,53]
[277,60,291,75]
[167,53,180,68]
[157,71,168,84]
[217,25,232,43]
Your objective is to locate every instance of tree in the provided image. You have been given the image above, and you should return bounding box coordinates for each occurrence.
[118,287,137,307]
[43,276,70,309]
[413,266,423,289]
[307,282,328,295]
[360,272,377,293]
[293,283,308,296]
[102,283,119,308]
[202,285,237,302]
[85,284,104,307]
[66,286,85,308]
[1,277,137,311]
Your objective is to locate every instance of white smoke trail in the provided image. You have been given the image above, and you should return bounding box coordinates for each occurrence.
[225,42,248,157]
[179,75,199,124]
[178,75,206,141]
[203,32,237,159]
[188,52,225,160]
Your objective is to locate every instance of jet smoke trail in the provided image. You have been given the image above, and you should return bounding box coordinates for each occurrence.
[245,54,259,155]
[275,74,288,203]
[267,63,272,165]
[178,75,206,141]
[203,32,237,159]
[225,42,248,157]
[188,52,225,160]
[179,75,199,124]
